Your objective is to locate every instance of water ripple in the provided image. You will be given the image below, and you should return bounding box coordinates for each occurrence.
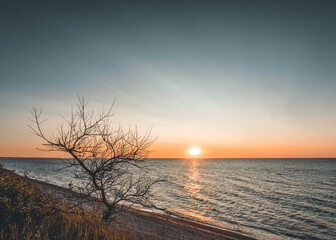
[1,158,335,240]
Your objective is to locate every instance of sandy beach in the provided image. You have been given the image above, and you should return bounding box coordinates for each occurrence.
[22,173,256,240]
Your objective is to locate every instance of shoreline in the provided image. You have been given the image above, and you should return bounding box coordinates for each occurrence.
[3,168,256,240]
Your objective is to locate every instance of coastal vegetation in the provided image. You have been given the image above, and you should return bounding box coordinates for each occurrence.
[0,164,136,240]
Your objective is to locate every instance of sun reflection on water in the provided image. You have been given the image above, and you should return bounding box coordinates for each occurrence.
[185,160,202,195]
[181,159,215,223]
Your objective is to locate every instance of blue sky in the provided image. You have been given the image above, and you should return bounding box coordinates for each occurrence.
[1,0,336,157]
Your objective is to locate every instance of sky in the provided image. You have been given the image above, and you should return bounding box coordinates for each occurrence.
[1,0,336,158]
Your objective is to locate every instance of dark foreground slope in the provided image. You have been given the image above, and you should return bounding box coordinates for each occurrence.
[0,166,134,240]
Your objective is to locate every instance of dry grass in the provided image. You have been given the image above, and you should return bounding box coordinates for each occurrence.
[0,164,137,240]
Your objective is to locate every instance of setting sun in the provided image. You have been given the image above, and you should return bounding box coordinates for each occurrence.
[188,146,201,156]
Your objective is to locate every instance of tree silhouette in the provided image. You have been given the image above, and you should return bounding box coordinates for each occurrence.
[30,96,163,221]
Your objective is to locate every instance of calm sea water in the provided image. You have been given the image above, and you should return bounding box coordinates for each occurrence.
[1,158,335,240]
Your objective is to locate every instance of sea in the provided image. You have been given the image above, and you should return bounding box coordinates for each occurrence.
[1,157,335,240]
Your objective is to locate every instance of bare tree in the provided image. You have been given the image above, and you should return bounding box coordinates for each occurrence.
[29,96,163,221]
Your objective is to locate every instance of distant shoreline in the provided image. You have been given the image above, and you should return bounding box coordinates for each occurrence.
[3,167,256,240]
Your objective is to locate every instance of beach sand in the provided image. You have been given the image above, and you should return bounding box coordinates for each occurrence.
[6,169,256,240]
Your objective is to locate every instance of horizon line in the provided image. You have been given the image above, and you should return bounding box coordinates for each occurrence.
[1,156,336,159]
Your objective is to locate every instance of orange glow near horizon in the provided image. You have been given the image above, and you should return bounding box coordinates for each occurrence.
[1,139,336,158]
[148,141,336,158]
